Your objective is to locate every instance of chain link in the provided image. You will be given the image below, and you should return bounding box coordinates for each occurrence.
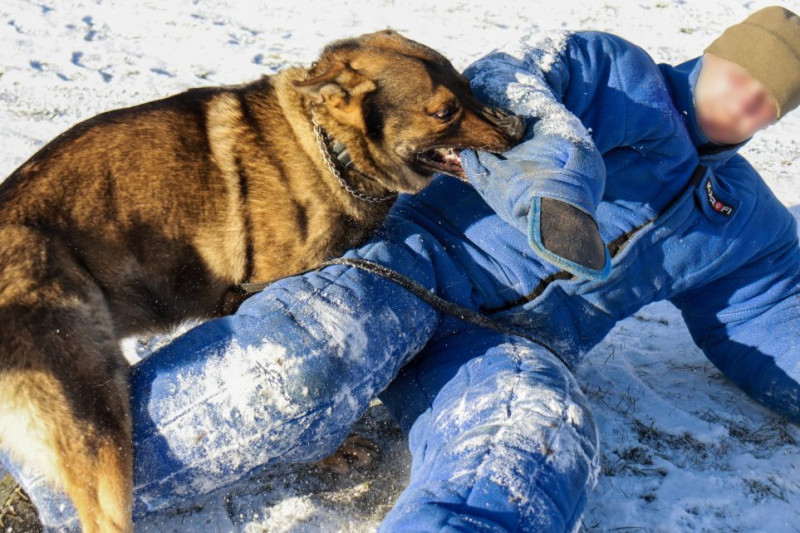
[311,112,397,203]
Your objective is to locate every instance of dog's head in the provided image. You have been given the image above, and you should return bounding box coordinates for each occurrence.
[293,30,525,194]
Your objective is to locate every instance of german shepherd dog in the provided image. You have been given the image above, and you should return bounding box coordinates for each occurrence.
[0,30,524,531]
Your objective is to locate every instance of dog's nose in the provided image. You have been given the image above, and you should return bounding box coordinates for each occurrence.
[481,106,526,141]
[500,114,526,141]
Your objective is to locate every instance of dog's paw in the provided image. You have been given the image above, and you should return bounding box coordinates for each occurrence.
[314,435,380,474]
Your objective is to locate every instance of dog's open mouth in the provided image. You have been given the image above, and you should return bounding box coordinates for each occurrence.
[417,147,464,178]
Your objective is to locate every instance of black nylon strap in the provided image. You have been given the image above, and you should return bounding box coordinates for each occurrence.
[239,257,570,370]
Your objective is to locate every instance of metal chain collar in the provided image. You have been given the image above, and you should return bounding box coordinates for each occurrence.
[310,112,397,203]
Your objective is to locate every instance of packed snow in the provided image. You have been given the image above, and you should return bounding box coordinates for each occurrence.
[2,0,800,531]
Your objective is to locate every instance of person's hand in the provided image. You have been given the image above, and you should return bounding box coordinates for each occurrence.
[461,149,541,223]
[461,148,611,281]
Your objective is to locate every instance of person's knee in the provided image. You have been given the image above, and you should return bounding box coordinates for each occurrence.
[425,340,598,444]
[511,344,600,486]
[398,339,600,531]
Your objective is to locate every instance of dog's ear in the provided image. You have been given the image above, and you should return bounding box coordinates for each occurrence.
[357,29,448,68]
[292,61,377,129]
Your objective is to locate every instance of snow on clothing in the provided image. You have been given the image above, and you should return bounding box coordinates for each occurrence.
[4,30,800,532]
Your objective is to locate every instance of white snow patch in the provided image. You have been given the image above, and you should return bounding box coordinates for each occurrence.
[566,401,584,428]
[305,295,370,358]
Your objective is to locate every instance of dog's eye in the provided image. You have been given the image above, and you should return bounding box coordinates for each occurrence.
[432,105,458,121]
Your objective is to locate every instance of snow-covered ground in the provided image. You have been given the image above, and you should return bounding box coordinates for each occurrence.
[2,0,800,531]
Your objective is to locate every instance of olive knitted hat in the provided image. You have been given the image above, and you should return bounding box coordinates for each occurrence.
[705,6,800,118]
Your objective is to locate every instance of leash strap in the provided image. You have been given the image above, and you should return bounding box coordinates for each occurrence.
[239,257,571,370]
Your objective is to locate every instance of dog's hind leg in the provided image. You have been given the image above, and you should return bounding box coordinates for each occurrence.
[0,226,133,533]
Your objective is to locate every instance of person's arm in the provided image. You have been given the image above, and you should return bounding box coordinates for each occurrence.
[671,211,800,423]
[460,31,690,280]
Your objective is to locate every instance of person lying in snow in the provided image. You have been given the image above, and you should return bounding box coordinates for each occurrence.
[5,5,800,532]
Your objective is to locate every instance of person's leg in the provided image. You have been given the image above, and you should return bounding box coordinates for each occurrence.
[128,231,454,516]
[379,326,599,533]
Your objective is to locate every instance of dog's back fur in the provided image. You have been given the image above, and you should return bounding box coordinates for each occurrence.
[0,30,523,531]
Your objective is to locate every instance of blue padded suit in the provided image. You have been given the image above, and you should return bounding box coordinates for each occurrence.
[5,31,799,532]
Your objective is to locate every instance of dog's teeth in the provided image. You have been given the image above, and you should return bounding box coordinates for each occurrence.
[442,149,461,165]
[420,147,462,172]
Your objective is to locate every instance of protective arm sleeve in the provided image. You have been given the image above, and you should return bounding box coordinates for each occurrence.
[460,31,680,280]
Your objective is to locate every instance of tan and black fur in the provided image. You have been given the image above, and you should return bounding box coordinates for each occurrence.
[0,30,523,532]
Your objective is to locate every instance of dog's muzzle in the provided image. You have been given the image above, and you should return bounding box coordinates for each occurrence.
[481,106,526,141]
